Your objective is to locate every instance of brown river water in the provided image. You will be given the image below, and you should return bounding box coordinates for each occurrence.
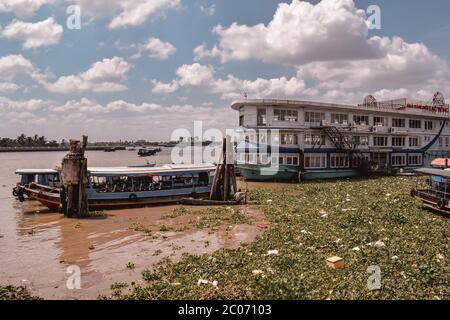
[0,150,266,299]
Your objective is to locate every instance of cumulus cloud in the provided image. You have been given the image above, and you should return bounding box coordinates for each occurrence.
[0,54,47,87]
[72,0,181,29]
[2,18,63,49]
[0,96,235,141]
[190,0,450,104]
[142,37,176,60]
[0,96,53,111]
[195,0,384,65]
[43,57,132,94]
[0,0,57,18]
[151,80,179,94]
[0,82,20,93]
[152,63,307,100]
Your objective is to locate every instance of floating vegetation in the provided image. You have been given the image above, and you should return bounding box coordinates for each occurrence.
[108,176,449,300]
[130,220,152,236]
[0,286,41,300]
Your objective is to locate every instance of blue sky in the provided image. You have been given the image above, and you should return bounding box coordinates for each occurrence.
[0,0,449,141]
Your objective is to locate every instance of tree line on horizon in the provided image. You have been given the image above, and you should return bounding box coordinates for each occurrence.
[0,134,181,148]
[0,134,59,148]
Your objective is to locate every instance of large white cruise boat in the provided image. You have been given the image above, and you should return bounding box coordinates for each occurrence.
[232,92,450,181]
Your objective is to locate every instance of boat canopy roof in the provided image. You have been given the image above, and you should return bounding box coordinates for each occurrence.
[15,169,59,175]
[414,167,450,178]
[87,163,216,177]
[430,158,450,167]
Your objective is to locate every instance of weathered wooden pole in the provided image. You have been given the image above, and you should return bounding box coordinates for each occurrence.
[61,136,88,218]
[210,136,237,201]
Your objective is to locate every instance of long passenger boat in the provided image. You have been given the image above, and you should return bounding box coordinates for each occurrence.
[15,164,216,211]
[232,92,450,181]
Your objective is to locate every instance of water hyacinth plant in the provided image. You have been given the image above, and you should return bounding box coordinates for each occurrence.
[107,176,448,300]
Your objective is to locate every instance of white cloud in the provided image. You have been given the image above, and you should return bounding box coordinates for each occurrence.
[44,57,132,94]
[105,100,161,113]
[153,63,307,100]
[0,96,236,141]
[0,96,53,111]
[72,0,181,29]
[143,37,176,60]
[2,18,63,49]
[151,80,179,94]
[190,0,450,104]
[0,82,20,93]
[200,3,216,16]
[0,54,48,87]
[0,0,56,18]
[176,63,215,87]
[195,0,383,65]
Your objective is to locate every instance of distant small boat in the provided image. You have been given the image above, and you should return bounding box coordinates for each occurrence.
[104,147,116,152]
[138,148,161,157]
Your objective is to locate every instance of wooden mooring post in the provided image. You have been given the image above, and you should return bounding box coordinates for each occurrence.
[61,136,89,218]
[209,137,238,201]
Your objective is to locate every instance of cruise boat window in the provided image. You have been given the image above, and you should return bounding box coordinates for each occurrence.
[304,153,326,169]
[373,136,388,146]
[353,115,369,126]
[305,112,325,124]
[392,155,406,166]
[257,109,266,126]
[373,116,386,126]
[274,109,298,122]
[353,136,369,146]
[281,133,298,145]
[392,118,406,128]
[409,154,422,166]
[304,134,325,146]
[239,115,244,127]
[330,154,349,168]
[409,136,420,147]
[392,137,406,147]
[331,113,348,125]
[409,119,422,129]
[425,121,434,130]
[286,155,299,166]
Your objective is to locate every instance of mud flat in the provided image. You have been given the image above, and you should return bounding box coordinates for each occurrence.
[1,203,267,300]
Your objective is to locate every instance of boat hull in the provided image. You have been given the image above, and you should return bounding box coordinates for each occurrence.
[411,188,450,214]
[238,164,298,182]
[21,186,211,212]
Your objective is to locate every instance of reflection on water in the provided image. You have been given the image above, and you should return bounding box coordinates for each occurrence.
[0,150,264,299]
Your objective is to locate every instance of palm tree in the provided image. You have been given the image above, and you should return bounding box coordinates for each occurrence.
[17,134,26,146]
